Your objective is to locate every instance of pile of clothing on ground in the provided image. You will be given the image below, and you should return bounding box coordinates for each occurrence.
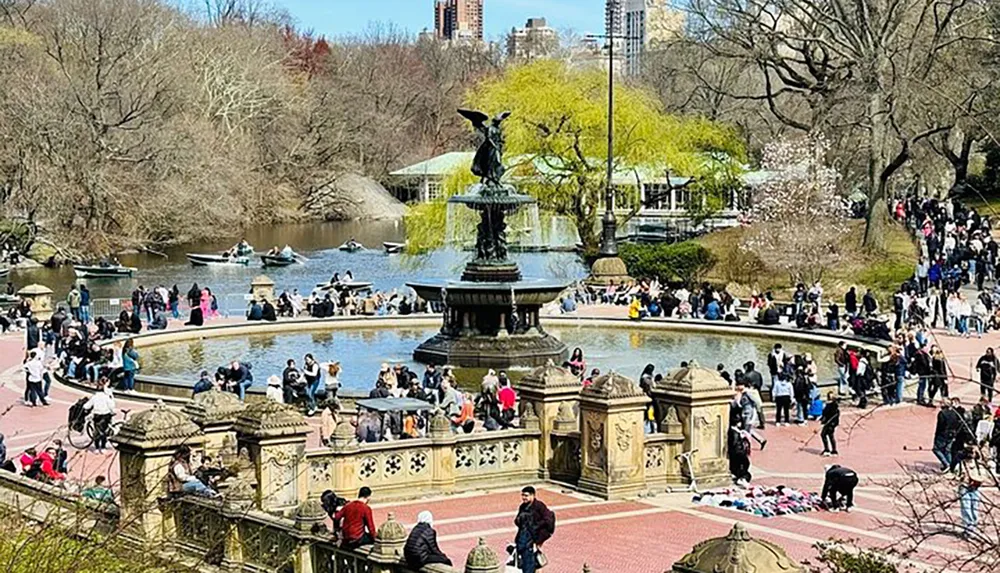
[692,485,823,518]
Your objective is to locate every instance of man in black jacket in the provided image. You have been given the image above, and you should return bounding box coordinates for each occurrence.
[976,348,998,401]
[514,486,555,573]
[820,393,840,456]
[933,401,962,471]
[822,464,859,511]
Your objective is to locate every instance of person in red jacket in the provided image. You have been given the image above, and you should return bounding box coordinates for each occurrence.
[334,487,376,549]
[35,447,65,482]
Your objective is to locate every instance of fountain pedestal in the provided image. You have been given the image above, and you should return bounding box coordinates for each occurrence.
[408,183,568,368]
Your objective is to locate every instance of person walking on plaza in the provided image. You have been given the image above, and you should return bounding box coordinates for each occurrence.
[821,464,859,512]
[975,348,998,401]
[733,382,766,449]
[819,392,840,456]
[404,511,452,569]
[334,487,376,549]
[959,448,988,540]
[22,349,48,407]
[514,486,555,573]
[742,361,766,428]
[85,380,116,453]
[933,400,962,471]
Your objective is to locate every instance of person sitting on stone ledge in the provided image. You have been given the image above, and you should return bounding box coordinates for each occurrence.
[246,299,263,321]
[451,392,475,434]
[167,445,219,498]
[335,487,376,550]
[405,511,452,569]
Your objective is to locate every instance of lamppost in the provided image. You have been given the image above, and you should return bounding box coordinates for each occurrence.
[585,0,636,283]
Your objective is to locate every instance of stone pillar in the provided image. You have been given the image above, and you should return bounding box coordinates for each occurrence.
[183,388,247,459]
[650,362,734,489]
[112,402,206,543]
[17,284,54,321]
[327,420,361,499]
[235,400,311,514]
[515,361,581,479]
[464,537,502,573]
[370,512,407,572]
[428,410,457,494]
[292,499,328,573]
[250,275,276,303]
[577,371,649,500]
[672,523,805,573]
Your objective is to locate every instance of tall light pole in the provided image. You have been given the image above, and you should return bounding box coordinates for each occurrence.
[585,0,637,284]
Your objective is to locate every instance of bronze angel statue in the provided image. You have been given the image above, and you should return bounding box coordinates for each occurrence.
[458,109,511,188]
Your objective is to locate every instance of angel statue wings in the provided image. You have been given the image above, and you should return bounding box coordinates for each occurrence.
[458,109,511,188]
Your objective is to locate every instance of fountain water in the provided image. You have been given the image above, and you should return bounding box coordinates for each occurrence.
[408,109,568,367]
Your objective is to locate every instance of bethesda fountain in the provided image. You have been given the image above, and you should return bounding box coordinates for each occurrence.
[407,109,569,368]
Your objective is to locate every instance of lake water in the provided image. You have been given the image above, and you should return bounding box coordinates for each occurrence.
[8,221,588,302]
[138,323,837,392]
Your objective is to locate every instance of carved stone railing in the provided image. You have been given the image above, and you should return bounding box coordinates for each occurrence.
[307,428,541,501]
[642,432,686,492]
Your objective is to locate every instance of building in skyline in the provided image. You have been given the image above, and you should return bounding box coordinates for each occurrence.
[506,17,558,60]
[433,0,484,42]
[622,0,684,75]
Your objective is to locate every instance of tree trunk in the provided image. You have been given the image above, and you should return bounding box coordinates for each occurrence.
[863,83,890,253]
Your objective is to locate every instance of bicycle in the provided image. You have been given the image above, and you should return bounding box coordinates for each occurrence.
[66,408,131,450]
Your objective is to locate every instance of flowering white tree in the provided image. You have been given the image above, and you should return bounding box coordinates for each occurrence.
[741,134,849,285]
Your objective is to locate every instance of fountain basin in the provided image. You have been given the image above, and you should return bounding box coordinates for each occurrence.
[407,278,569,307]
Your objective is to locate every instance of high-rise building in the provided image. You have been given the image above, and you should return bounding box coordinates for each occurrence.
[507,18,558,60]
[433,0,484,42]
[622,0,684,75]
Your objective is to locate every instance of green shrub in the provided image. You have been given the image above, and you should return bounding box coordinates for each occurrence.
[619,241,717,285]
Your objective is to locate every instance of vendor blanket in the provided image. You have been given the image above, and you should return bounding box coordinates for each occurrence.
[693,486,823,518]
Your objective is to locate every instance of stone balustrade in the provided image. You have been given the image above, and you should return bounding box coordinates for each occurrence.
[307,419,541,501]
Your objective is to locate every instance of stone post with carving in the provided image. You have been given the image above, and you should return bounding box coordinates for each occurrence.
[250,275,276,304]
[183,388,246,459]
[235,400,311,514]
[427,410,458,494]
[112,402,206,543]
[514,361,581,478]
[292,499,328,573]
[577,371,650,500]
[650,362,734,489]
[369,513,408,572]
[464,537,503,573]
[17,284,54,321]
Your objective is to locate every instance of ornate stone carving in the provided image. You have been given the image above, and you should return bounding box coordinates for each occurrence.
[235,400,309,437]
[455,446,475,470]
[614,422,634,453]
[293,499,327,532]
[409,451,428,475]
[114,401,202,446]
[373,512,407,559]
[502,441,522,465]
[660,404,683,435]
[518,360,581,391]
[331,420,356,450]
[465,537,501,573]
[359,456,378,480]
[182,388,246,427]
[310,460,332,487]
[659,362,731,394]
[553,401,578,432]
[385,454,403,477]
[478,443,498,467]
[645,445,664,470]
[519,402,540,430]
[581,371,645,400]
[672,523,805,573]
[429,409,452,437]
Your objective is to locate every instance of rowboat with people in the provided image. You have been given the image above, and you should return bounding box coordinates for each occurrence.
[260,244,307,267]
[337,238,364,252]
[186,253,250,266]
[73,261,137,278]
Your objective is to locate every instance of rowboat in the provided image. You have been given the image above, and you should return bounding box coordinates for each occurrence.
[73,264,137,278]
[186,253,250,266]
[338,240,364,252]
[260,254,298,268]
[383,242,405,254]
[0,267,8,279]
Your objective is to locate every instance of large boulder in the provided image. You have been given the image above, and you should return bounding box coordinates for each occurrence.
[305,173,406,221]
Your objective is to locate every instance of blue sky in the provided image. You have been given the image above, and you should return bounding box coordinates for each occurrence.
[272,0,607,40]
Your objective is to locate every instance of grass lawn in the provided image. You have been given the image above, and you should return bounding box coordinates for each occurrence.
[695,219,918,304]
